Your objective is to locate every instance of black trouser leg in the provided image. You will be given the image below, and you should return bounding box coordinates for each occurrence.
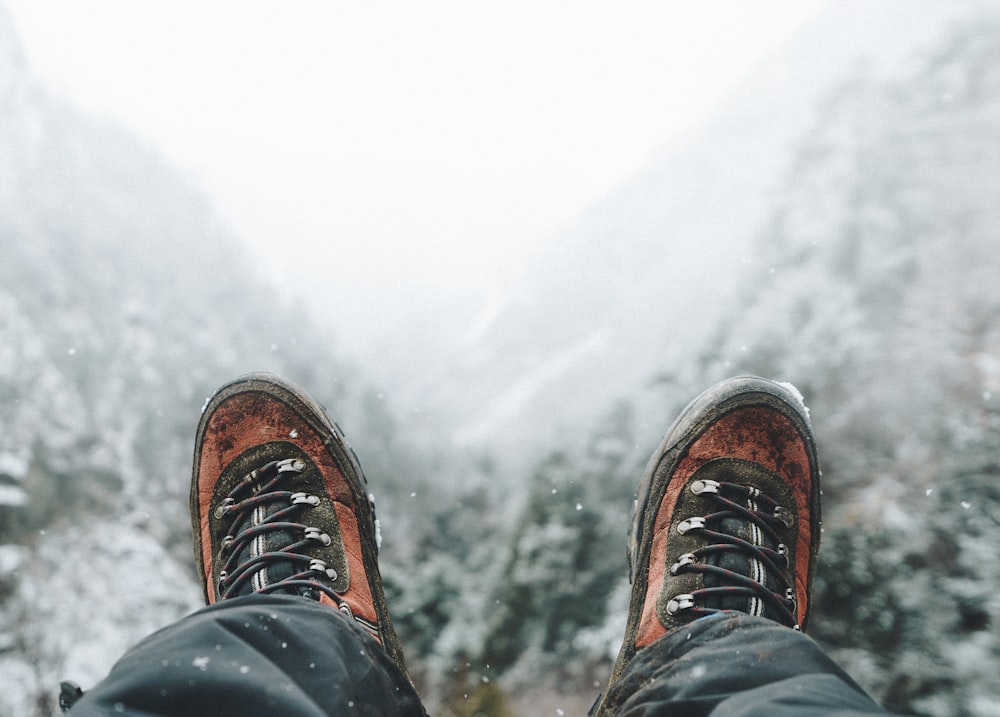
[603,613,897,717]
[68,594,425,717]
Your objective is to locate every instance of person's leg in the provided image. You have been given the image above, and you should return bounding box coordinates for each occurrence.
[68,594,423,717]
[593,377,894,716]
[68,372,425,716]
[604,613,888,717]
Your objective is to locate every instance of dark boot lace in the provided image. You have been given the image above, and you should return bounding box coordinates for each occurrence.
[666,478,799,629]
[214,458,352,614]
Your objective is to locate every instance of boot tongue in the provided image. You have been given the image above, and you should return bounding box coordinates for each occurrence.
[227,496,313,599]
[701,515,779,616]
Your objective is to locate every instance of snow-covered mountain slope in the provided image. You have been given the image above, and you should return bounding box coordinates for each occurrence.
[373,0,993,470]
[3,3,1000,716]
[0,4,432,711]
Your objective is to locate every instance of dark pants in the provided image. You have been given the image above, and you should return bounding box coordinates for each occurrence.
[67,595,425,717]
[69,598,890,716]
[600,613,893,717]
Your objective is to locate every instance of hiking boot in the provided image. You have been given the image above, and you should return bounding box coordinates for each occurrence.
[594,376,821,713]
[190,372,410,677]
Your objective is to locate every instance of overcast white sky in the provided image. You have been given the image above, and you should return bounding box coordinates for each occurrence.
[6,1,827,350]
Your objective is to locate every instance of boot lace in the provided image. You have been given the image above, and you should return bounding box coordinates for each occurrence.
[667,478,799,629]
[214,458,350,610]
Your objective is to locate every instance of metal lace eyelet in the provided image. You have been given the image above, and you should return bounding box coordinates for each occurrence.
[670,553,698,575]
[304,527,332,546]
[277,458,306,473]
[775,506,795,528]
[214,497,236,519]
[309,559,338,581]
[666,594,696,615]
[677,517,706,534]
[690,479,720,495]
[291,492,321,506]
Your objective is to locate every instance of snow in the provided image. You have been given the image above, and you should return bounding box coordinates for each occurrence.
[0,483,26,506]
[0,521,202,715]
[0,451,29,479]
[0,545,25,574]
[1,4,1000,716]
[775,380,810,418]
[454,328,611,446]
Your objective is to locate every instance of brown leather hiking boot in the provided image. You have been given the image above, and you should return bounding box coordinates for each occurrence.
[190,372,411,678]
[594,376,821,715]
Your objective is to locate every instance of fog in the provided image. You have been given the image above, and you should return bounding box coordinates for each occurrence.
[5,0,823,358]
[3,3,1000,715]
[5,0,963,451]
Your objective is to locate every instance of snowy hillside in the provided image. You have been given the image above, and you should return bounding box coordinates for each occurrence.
[0,4,443,712]
[2,3,1000,717]
[688,18,1000,714]
[392,9,1000,716]
[372,0,991,469]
